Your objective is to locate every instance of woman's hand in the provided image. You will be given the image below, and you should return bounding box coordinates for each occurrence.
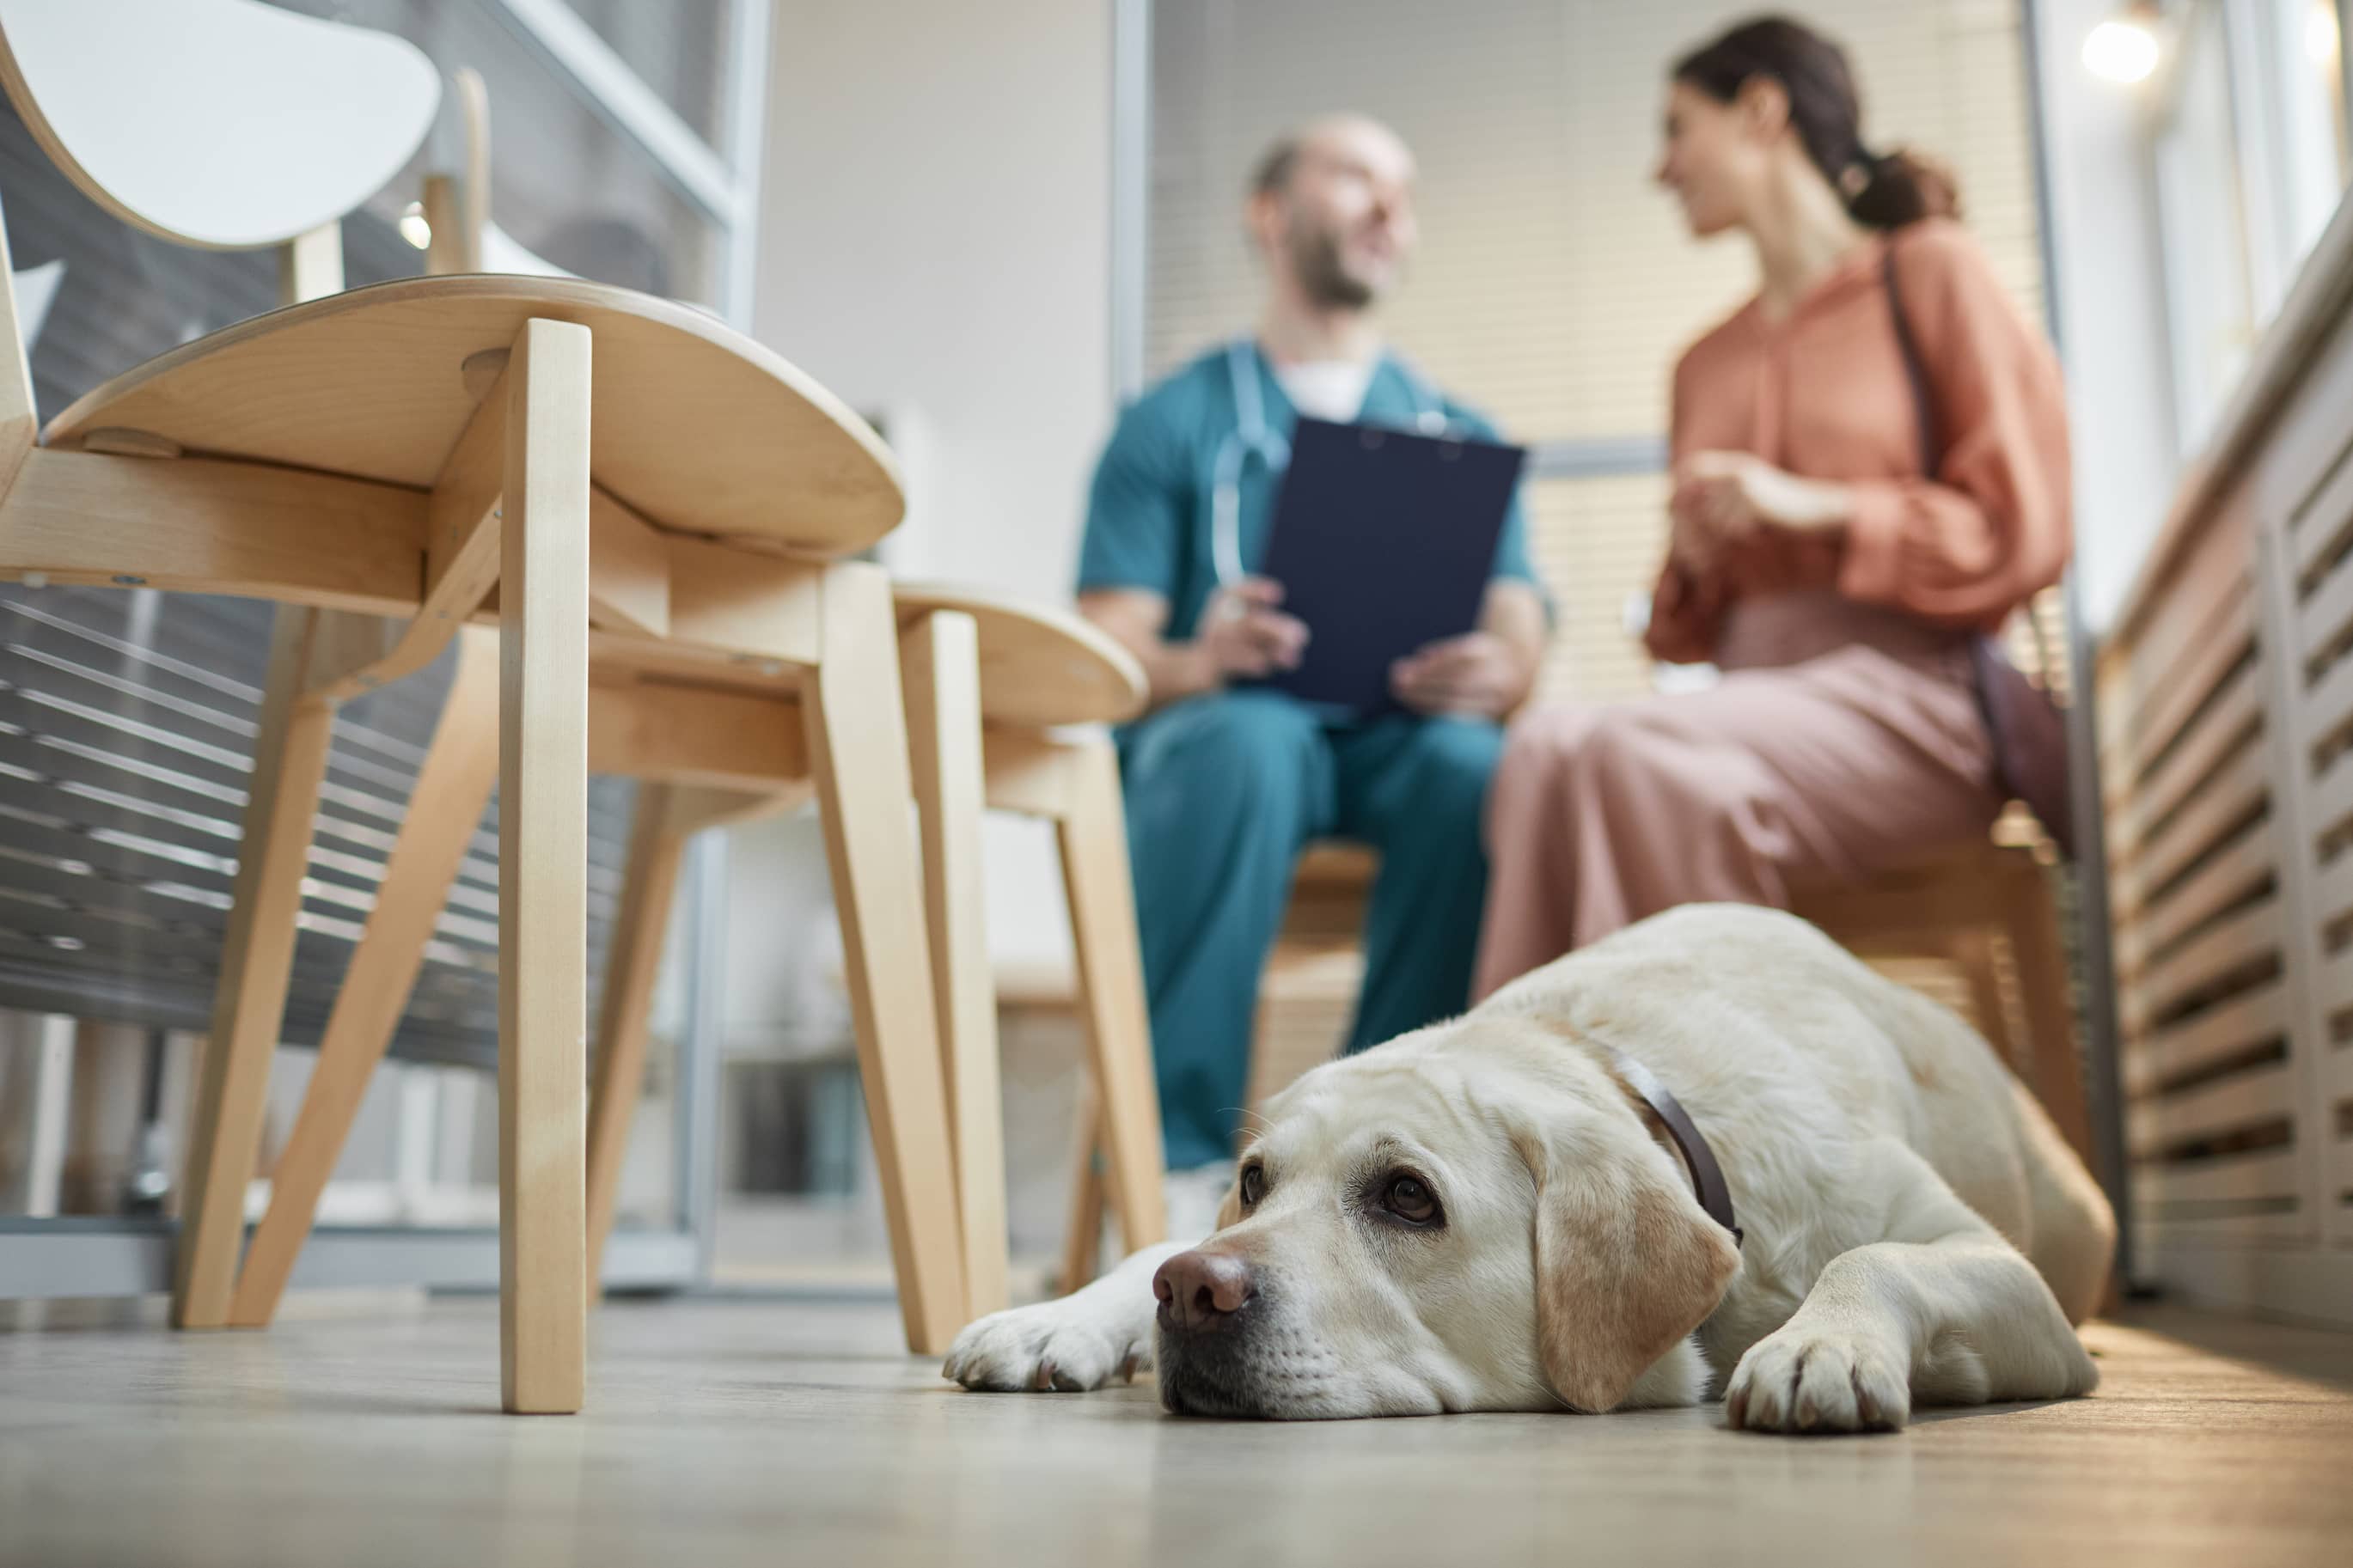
[1669,450,1853,571]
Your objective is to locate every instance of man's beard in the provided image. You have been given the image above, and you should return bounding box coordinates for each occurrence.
[1287,220,1378,310]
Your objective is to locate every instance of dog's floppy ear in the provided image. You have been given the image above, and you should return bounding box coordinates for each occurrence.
[1513,1115,1741,1412]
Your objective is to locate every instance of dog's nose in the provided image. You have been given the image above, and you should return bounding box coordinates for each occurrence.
[1153,1249,1255,1333]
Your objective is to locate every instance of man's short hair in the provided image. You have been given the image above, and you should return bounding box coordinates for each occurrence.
[1250,135,1302,198]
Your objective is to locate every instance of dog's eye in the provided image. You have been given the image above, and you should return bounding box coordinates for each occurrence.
[1381,1173,1440,1226]
[1238,1163,1266,1209]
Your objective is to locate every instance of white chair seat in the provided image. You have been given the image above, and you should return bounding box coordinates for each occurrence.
[0,0,439,249]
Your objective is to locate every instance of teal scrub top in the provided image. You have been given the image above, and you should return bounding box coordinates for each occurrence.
[1076,343,1544,643]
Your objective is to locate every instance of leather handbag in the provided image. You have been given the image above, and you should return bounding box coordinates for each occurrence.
[1882,243,2075,858]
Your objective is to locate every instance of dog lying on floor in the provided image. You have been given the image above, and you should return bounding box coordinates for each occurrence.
[944,905,2113,1432]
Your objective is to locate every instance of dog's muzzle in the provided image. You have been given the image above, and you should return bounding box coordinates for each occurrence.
[1153,1249,1278,1417]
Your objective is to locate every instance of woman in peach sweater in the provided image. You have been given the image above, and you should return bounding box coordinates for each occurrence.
[1474,15,2070,998]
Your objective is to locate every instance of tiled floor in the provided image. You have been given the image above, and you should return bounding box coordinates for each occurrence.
[2,1295,2349,1566]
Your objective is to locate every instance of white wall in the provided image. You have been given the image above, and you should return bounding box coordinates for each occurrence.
[2030,0,2186,631]
[734,0,1116,994]
[752,0,1114,599]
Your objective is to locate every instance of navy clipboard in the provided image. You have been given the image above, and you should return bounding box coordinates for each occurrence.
[1249,417,1526,716]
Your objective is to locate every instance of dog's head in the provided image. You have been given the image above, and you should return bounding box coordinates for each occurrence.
[1152,1016,1741,1419]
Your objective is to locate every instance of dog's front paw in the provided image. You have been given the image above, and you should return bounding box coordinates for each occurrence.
[943,1301,1146,1394]
[1726,1328,1910,1434]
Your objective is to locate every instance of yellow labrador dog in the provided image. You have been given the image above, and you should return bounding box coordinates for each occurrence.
[944,906,2113,1432]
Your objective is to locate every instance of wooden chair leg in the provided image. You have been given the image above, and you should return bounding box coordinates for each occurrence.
[498,318,592,1415]
[173,607,339,1330]
[1947,927,2020,1068]
[584,783,796,1290]
[899,609,1010,1321]
[228,628,502,1327]
[801,560,966,1354]
[1058,1082,1105,1293]
[1055,736,1165,1256]
[2001,861,2099,1168]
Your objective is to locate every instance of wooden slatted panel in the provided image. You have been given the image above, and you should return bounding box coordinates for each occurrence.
[2120,979,2291,1097]
[2138,1146,2301,1208]
[2099,501,2256,781]
[2115,825,2276,977]
[2111,667,2263,869]
[2289,430,2353,591]
[2114,597,2261,800]
[2112,748,2270,946]
[2281,368,2353,1248]
[2099,525,2306,1259]
[2337,1043,2352,1227]
[2119,903,2286,1039]
[2275,303,2353,584]
[2127,1059,2296,1158]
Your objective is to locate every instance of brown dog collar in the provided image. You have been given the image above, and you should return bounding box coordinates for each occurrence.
[1605,1048,1744,1248]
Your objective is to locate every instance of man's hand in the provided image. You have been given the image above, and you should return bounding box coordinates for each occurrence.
[1390,631,1528,720]
[1670,450,1852,572]
[1196,577,1310,682]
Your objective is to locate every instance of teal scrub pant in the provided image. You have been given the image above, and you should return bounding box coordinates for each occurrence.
[1117,690,1504,1169]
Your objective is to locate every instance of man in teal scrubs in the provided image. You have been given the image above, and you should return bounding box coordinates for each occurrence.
[1078,115,1550,1214]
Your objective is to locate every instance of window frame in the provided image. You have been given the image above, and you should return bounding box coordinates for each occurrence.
[488,0,773,326]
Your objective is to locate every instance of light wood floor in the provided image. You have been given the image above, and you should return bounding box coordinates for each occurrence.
[2,1296,2348,1567]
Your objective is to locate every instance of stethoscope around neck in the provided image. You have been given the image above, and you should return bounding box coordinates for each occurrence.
[1208,338,1462,589]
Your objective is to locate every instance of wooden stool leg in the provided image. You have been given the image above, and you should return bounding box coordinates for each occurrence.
[228,629,501,1326]
[802,560,966,1354]
[498,318,591,1415]
[584,784,688,1288]
[2002,863,2099,1167]
[1058,1084,1106,1293]
[1056,737,1164,1255]
[899,609,1010,1321]
[173,607,338,1330]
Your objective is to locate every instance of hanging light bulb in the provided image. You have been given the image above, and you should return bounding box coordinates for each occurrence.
[2083,9,2162,83]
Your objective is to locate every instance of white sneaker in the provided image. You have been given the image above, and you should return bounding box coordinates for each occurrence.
[1160,1161,1238,1245]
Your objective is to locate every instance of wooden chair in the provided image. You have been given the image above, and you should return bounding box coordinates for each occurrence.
[0,0,965,1411]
